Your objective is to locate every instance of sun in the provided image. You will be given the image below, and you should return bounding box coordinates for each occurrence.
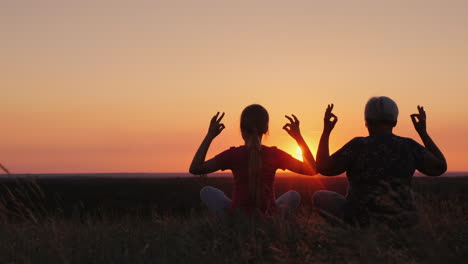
[294,146,303,161]
[285,138,317,162]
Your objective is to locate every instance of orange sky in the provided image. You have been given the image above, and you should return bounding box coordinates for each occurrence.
[1,0,467,173]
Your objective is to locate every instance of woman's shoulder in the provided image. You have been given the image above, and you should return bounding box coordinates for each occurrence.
[391,134,420,144]
[346,136,366,145]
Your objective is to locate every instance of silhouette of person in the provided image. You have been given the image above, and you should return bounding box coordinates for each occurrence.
[314,97,447,227]
[190,104,317,217]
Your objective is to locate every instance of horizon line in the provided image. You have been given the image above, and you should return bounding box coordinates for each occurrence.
[2,171,467,176]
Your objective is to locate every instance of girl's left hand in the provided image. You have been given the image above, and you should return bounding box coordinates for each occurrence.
[283,114,303,141]
[207,112,225,139]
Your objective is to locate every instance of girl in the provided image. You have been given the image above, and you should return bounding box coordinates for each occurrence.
[189,104,317,216]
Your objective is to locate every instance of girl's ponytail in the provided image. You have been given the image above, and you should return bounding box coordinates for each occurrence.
[246,130,263,210]
[240,104,269,211]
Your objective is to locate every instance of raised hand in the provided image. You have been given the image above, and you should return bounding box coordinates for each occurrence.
[190,112,226,175]
[207,112,225,139]
[283,114,303,141]
[410,105,427,134]
[323,104,338,133]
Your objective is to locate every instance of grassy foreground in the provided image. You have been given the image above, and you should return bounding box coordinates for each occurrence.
[0,176,467,263]
[1,197,467,263]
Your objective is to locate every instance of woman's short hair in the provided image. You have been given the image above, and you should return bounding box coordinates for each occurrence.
[365,96,399,125]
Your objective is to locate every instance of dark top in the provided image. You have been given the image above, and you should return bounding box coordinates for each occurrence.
[328,133,428,226]
[214,145,297,214]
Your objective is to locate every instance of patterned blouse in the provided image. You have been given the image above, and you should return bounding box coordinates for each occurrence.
[326,133,428,227]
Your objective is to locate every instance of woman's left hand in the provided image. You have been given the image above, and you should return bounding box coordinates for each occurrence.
[323,104,337,134]
[283,114,303,141]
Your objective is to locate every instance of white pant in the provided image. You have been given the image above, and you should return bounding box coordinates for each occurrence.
[200,186,301,216]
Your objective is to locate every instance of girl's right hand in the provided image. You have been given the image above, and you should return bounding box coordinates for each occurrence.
[207,112,225,139]
[283,114,303,141]
[323,104,338,133]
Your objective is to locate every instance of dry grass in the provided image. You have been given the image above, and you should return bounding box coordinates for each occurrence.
[0,190,467,264]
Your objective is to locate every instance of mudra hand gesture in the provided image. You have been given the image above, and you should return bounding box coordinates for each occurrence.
[323,104,338,133]
[411,105,426,134]
[207,112,225,139]
[283,114,303,141]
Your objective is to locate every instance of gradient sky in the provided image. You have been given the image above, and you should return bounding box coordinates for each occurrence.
[1,0,467,173]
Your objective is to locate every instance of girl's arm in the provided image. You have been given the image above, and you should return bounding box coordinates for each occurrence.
[283,114,317,175]
[189,112,225,175]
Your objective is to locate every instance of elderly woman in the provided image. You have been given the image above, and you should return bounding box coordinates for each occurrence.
[314,97,447,227]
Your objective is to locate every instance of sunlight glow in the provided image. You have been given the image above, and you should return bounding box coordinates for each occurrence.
[294,146,303,161]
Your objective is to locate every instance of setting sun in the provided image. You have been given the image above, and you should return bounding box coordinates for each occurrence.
[285,137,318,163]
[294,146,303,161]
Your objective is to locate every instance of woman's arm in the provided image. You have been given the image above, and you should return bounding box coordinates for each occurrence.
[282,114,317,175]
[189,112,225,175]
[316,104,345,176]
[411,106,447,176]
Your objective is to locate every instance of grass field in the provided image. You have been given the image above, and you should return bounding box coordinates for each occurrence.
[1,175,467,263]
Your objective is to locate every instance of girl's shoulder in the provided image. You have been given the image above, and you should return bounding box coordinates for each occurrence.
[226,145,277,152]
[261,145,277,150]
[222,145,247,155]
[261,145,289,156]
[224,145,288,156]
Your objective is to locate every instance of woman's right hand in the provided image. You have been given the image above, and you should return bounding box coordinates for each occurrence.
[323,104,338,134]
[207,112,225,139]
[410,105,427,135]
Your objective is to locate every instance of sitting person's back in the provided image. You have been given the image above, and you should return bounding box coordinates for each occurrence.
[337,133,427,226]
[214,145,303,215]
[315,98,447,228]
[190,104,317,217]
